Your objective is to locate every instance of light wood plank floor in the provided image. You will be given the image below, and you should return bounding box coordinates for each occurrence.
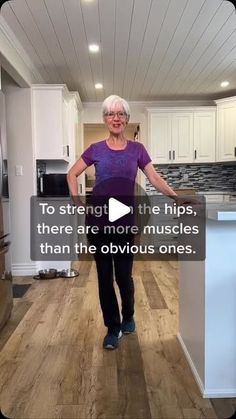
[0,259,235,419]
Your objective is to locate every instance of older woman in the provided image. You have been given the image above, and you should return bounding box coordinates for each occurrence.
[67,95,177,350]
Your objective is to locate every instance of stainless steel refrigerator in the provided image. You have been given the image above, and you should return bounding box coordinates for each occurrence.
[0,90,12,331]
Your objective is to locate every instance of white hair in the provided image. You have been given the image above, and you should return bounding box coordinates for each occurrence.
[102,95,130,118]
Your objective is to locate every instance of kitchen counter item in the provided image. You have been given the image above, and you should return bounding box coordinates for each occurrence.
[174,189,196,196]
[147,188,196,196]
[34,268,59,279]
[206,202,236,220]
[60,269,79,278]
[39,173,69,197]
[33,268,79,279]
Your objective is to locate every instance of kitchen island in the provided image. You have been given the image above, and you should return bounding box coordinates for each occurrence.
[178,202,236,398]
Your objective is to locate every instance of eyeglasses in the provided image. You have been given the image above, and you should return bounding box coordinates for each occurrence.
[105,111,127,119]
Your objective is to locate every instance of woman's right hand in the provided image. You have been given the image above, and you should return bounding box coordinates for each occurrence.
[71,194,86,209]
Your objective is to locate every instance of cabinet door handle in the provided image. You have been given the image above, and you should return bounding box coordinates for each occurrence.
[67,145,70,157]
[173,150,175,160]
[194,150,197,159]
[169,150,171,160]
[40,177,43,194]
[234,147,236,157]
[79,184,82,194]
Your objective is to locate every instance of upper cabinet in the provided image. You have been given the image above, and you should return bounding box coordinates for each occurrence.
[147,108,216,164]
[32,85,82,162]
[172,112,193,163]
[215,97,236,162]
[148,111,193,163]
[148,112,171,164]
[193,110,216,163]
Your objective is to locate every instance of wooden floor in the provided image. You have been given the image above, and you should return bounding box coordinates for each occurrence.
[0,258,235,419]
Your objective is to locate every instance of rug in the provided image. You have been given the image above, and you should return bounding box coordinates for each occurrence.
[13,284,32,298]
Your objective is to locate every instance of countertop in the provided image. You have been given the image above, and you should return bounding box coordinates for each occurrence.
[206,202,236,220]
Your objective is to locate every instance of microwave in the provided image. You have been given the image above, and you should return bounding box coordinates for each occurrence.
[39,174,70,197]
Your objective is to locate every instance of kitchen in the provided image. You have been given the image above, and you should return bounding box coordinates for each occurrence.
[0,0,236,418]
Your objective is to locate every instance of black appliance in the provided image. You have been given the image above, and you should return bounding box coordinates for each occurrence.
[39,173,70,197]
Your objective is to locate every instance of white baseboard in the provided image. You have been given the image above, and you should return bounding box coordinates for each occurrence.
[36,261,71,271]
[11,261,71,276]
[12,263,37,276]
[177,333,205,396]
[203,389,236,398]
[177,333,236,398]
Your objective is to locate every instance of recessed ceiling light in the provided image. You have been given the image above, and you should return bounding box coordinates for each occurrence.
[89,44,99,53]
[95,83,103,89]
[221,81,229,87]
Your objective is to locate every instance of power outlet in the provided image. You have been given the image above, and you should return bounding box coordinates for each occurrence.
[15,165,23,176]
[183,173,188,181]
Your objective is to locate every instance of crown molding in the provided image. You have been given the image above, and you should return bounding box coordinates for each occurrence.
[0,15,44,86]
[68,91,83,111]
[31,83,67,91]
[31,84,83,110]
[83,99,215,109]
[215,96,236,104]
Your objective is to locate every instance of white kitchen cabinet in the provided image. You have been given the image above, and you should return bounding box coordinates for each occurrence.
[215,97,236,162]
[148,110,193,164]
[148,108,216,164]
[171,112,193,163]
[193,110,216,163]
[32,85,71,161]
[148,112,171,164]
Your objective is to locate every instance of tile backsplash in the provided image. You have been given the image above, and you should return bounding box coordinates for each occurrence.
[146,163,236,193]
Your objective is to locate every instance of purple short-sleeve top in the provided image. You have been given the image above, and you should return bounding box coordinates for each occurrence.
[81,140,151,192]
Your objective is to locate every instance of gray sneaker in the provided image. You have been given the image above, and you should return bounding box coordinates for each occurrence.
[121,318,135,334]
[103,330,122,350]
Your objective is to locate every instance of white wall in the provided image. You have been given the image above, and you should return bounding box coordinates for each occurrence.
[5,86,37,275]
[4,85,73,275]
[0,90,7,159]
[178,260,205,389]
[178,219,236,397]
[0,90,11,271]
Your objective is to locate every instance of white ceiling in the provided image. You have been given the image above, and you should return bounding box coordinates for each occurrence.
[1,0,236,102]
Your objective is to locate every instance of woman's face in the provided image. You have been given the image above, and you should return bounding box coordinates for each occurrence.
[103,103,129,136]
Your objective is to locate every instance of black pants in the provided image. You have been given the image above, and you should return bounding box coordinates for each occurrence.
[88,233,134,334]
